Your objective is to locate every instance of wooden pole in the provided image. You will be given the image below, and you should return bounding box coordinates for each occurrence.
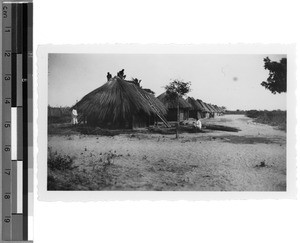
[176,96,179,139]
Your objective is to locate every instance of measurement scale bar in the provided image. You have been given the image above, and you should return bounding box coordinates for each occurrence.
[2,0,33,241]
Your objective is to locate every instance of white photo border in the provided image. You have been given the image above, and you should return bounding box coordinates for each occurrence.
[37,44,296,201]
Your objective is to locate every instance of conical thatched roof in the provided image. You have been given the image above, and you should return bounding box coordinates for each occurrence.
[202,102,214,113]
[73,76,167,123]
[206,103,217,113]
[196,99,210,112]
[213,105,222,113]
[186,97,204,111]
[157,92,192,109]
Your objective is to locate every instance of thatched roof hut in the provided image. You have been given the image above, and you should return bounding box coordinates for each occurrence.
[195,99,211,118]
[157,92,191,121]
[197,99,210,112]
[200,102,214,118]
[213,105,222,114]
[186,97,206,119]
[157,92,191,109]
[209,104,218,113]
[186,97,203,110]
[203,103,212,113]
[73,76,167,128]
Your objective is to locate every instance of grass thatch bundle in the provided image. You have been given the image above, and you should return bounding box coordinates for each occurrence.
[157,92,192,109]
[73,77,167,125]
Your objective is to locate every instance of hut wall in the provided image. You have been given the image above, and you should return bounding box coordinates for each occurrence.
[166,109,177,121]
[183,110,189,120]
[132,114,149,129]
[189,110,197,119]
[189,110,202,119]
[199,112,207,119]
[166,109,187,122]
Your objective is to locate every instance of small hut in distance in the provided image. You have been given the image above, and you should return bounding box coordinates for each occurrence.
[186,97,204,120]
[73,71,167,129]
[196,99,210,118]
[157,92,192,122]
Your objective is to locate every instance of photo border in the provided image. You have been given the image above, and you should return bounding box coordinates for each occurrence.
[37,44,296,201]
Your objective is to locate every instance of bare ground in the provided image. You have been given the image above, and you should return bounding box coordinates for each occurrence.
[48,115,286,191]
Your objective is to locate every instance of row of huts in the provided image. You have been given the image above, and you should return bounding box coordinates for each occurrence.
[50,73,225,129]
[157,93,224,122]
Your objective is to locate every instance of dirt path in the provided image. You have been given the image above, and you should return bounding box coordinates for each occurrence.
[48,115,286,191]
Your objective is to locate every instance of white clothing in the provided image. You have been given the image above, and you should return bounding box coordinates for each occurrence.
[72,109,78,117]
[72,117,78,125]
[72,109,78,124]
[196,119,202,130]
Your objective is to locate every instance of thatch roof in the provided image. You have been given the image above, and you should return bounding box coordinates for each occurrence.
[213,105,222,112]
[186,97,204,111]
[201,102,213,113]
[73,76,167,123]
[206,103,217,113]
[157,92,192,110]
[196,99,210,112]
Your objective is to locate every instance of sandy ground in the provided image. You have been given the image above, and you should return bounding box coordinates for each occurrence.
[48,115,286,191]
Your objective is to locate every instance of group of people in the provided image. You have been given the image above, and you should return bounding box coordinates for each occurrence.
[107,69,126,81]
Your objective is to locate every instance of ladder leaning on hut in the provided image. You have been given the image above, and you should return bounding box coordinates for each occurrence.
[133,85,171,128]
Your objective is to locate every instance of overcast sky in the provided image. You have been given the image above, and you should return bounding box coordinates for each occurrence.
[48,54,286,110]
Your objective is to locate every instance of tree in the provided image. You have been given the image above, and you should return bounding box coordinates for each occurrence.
[165,79,191,138]
[261,57,287,94]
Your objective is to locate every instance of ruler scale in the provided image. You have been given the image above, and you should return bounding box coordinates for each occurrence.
[2,0,33,241]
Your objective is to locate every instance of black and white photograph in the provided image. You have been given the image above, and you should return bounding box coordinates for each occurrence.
[46,51,287,192]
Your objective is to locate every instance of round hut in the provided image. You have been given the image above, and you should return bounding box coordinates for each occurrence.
[186,97,206,119]
[196,99,210,118]
[157,92,192,122]
[205,103,217,118]
[73,76,167,129]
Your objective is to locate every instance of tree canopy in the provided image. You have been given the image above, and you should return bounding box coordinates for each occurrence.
[261,57,287,94]
[164,79,191,138]
[165,79,191,100]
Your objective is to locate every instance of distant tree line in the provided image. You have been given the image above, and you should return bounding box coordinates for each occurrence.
[246,109,286,131]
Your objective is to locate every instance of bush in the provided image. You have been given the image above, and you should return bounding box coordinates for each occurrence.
[245,110,286,131]
[48,147,76,171]
[47,148,119,190]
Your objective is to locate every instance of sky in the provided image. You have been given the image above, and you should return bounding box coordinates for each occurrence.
[48,54,286,110]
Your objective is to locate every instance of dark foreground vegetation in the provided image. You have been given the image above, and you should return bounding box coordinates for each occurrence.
[48,147,121,190]
[246,110,286,131]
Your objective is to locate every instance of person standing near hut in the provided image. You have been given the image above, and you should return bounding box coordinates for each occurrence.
[72,108,78,125]
[194,118,202,131]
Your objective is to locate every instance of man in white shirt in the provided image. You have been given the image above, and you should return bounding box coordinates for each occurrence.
[194,118,202,131]
[72,109,78,125]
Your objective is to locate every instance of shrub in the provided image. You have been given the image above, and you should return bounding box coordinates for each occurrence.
[47,148,119,190]
[246,110,286,131]
[48,147,76,171]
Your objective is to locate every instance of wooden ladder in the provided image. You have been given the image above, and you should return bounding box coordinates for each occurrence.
[134,86,171,128]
